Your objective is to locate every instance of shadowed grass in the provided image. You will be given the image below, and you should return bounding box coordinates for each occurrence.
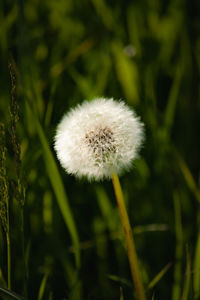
[172,191,183,300]
[193,229,200,299]
[148,262,172,290]
[0,0,199,299]
[28,104,80,268]
[181,246,191,300]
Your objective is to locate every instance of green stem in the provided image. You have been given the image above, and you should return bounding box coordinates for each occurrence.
[6,201,11,290]
[20,207,28,298]
[112,173,146,300]
[172,191,183,300]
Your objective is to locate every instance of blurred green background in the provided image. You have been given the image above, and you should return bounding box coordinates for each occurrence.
[0,0,200,299]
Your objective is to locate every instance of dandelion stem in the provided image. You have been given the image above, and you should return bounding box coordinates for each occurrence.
[112,173,146,300]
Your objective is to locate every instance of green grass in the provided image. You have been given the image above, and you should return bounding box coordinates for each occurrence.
[0,0,199,299]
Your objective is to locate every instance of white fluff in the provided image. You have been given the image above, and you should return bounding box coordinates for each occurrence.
[54,98,144,180]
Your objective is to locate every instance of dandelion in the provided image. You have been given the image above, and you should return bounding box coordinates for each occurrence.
[54,97,144,181]
[54,97,146,300]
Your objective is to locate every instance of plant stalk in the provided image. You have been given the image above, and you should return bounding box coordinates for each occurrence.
[20,206,27,298]
[6,199,11,290]
[112,173,146,300]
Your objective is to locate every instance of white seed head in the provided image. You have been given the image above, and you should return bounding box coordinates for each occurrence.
[54,98,144,180]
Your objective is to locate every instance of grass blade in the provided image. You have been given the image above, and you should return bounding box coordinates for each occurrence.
[193,231,200,299]
[120,286,124,300]
[148,262,172,289]
[175,151,200,204]
[164,65,182,134]
[172,191,183,300]
[96,186,117,232]
[30,105,80,268]
[112,42,139,105]
[181,246,191,300]
[108,274,132,288]
[38,273,48,300]
[0,286,25,300]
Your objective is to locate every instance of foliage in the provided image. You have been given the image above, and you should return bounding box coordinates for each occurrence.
[0,0,199,299]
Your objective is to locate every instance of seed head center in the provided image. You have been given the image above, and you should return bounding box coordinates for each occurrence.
[85,127,116,163]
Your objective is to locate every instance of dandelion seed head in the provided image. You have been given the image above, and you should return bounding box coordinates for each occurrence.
[54,98,144,180]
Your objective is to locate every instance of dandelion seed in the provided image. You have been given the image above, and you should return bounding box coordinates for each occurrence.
[54,98,144,180]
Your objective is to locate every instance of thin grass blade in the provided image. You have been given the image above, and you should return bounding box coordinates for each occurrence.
[38,273,48,300]
[120,286,124,300]
[108,274,132,288]
[164,65,182,134]
[181,246,191,300]
[33,110,80,268]
[112,42,139,105]
[172,191,183,300]
[96,186,117,232]
[193,231,200,299]
[148,262,172,289]
[175,151,200,204]
[0,286,25,300]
